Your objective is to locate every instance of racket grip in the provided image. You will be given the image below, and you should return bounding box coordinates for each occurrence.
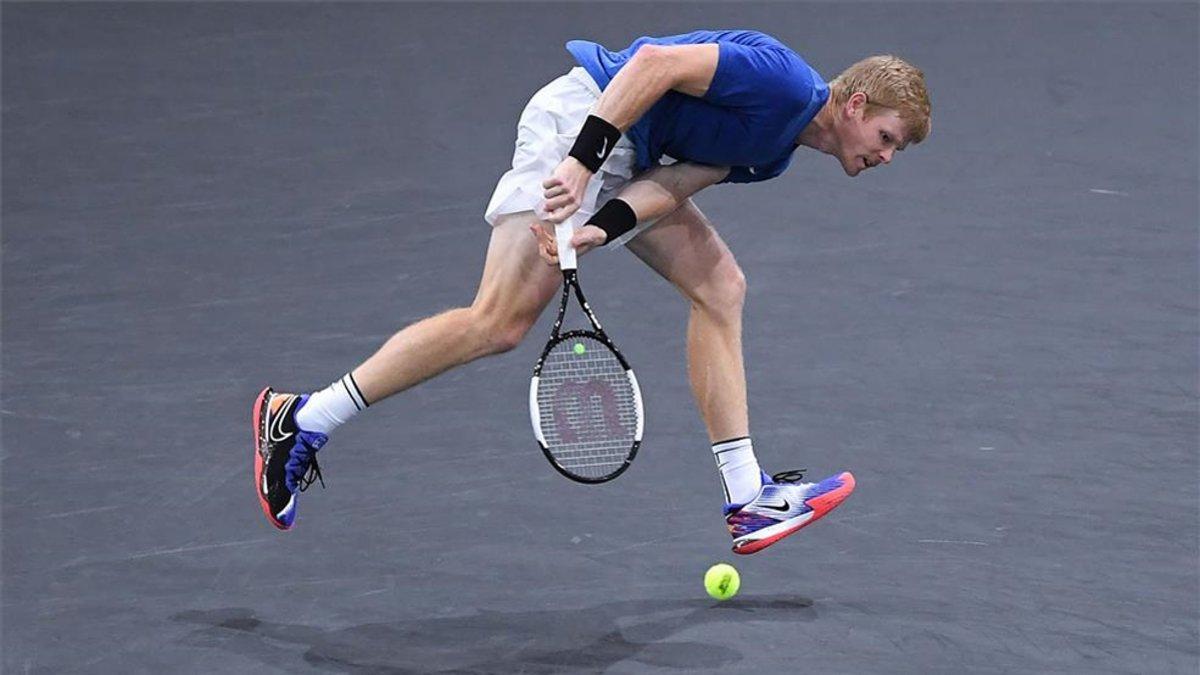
[555,222,577,271]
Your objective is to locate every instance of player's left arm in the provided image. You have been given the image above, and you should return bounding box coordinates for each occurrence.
[533,162,729,264]
[610,162,729,223]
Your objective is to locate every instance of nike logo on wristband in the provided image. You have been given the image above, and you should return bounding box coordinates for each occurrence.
[596,137,608,159]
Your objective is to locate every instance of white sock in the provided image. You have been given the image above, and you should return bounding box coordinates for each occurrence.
[295,373,369,435]
[712,436,763,505]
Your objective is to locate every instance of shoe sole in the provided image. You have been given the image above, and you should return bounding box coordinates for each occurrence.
[731,471,856,555]
[252,386,290,531]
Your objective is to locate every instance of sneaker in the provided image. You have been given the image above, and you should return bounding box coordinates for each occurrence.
[725,470,855,555]
[252,387,328,530]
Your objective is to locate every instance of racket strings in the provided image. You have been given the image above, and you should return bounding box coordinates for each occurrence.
[537,335,638,479]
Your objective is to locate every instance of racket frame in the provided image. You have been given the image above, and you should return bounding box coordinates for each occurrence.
[529,223,644,484]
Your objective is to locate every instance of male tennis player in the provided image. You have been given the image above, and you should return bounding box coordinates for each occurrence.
[254,30,930,554]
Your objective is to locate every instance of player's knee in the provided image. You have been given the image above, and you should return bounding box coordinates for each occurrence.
[488,322,529,354]
[695,263,747,317]
[472,307,533,355]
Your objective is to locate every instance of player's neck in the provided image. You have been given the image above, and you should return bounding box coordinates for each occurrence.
[796,98,838,156]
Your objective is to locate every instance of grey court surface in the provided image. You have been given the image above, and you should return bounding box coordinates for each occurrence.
[3,2,1197,673]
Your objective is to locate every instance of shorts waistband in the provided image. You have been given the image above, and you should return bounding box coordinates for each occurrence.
[567,66,602,98]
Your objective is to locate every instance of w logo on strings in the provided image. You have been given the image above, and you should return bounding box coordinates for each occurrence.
[552,379,625,444]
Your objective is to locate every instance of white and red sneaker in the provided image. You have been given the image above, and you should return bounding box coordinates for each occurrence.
[725,470,856,555]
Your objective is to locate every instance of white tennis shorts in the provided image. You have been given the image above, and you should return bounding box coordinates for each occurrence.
[485,68,648,247]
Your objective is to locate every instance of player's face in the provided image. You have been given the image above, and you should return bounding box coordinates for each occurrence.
[838,101,907,177]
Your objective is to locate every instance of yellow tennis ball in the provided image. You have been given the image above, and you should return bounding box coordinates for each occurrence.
[704,563,740,600]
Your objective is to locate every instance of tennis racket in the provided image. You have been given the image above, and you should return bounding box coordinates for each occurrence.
[529,222,644,483]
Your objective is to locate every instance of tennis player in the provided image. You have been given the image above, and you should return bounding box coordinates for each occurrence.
[254,30,931,554]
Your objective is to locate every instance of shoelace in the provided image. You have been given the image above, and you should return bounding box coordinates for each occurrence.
[771,469,807,484]
[293,432,327,492]
[298,456,325,492]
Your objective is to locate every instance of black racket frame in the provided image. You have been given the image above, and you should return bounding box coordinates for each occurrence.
[532,269,641,484]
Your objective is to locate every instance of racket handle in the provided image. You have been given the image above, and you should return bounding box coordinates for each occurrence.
[555,222,577,271]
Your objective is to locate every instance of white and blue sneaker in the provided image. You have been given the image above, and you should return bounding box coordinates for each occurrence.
[725,470,856,555]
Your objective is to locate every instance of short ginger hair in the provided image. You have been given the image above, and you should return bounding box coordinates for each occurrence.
[829,55,931,145]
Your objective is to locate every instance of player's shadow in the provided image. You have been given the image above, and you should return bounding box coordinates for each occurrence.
[174,595,815,673]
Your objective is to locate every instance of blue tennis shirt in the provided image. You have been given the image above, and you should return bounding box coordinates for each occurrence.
[566,30,829,183]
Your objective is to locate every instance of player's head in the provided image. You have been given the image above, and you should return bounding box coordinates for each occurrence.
[827,55,931,176]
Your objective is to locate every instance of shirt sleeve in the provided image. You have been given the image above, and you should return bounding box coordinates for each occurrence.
[702,41,814,112]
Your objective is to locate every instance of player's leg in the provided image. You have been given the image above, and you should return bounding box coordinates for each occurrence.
[350,212,560,403]
[254,65,621,530]
[254,211,559,530]
[625,200,855,553]
[624,200,756,498]
[625,200,749,441]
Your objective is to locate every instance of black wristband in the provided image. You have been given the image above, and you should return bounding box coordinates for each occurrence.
[588,199,638,245]
[568,115,621,173]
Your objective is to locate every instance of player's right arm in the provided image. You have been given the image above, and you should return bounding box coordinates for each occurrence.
[541,44,721,224]
[589,43,719,129]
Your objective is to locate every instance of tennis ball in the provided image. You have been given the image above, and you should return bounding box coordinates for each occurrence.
[573,342,586,355]
[704,563,740,600]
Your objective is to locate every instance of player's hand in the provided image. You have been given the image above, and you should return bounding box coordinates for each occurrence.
[531,222,559,265]
[541,156,592,224]
[571,224,608,253]
[529,223,608,266]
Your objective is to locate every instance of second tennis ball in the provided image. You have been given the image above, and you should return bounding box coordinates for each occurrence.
[573,343,586,355]
[704,563,740,600]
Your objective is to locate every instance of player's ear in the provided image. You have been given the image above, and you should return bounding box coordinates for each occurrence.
[845,92,868,119]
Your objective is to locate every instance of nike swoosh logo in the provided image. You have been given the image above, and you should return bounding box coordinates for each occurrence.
[748,166,757,175]
[759,499,790,512]
[268,396,296,444]
[596,137,608,159]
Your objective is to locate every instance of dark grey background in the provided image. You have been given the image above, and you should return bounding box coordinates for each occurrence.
[3,2,1197,673]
